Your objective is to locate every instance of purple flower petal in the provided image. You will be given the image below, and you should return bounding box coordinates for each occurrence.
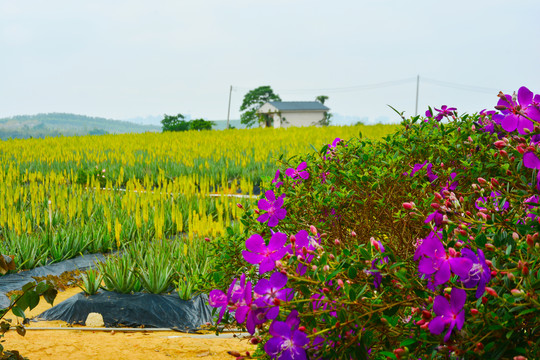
[523,152,540,169]
[518,86,533,106]
[245,234,265,252]
[501,114,518,132]
[258,198,272,211]
[428,316,446,335]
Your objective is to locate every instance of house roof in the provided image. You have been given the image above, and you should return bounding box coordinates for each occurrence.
[267,101,329,111]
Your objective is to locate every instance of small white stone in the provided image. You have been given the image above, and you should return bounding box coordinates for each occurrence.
[85,312,104,327]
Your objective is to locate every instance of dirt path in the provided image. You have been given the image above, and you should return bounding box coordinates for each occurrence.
[2,288,255,360]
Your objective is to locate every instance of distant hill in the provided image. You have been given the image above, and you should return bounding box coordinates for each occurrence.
[0,113,161,140]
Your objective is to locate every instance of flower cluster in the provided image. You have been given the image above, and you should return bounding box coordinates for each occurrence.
[208,85,540,359]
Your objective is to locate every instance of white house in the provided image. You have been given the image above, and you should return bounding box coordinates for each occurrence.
[256,101,330,128]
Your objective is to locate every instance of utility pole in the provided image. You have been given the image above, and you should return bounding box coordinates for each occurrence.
[226,85,232,129]
[415,75,420,116]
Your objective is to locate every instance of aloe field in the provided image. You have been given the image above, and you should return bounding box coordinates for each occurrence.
[0,124,398,296]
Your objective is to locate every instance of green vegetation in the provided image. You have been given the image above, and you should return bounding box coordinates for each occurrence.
[0,113,160,140]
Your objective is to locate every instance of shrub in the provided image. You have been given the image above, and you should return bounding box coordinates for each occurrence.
[208,87,540,359]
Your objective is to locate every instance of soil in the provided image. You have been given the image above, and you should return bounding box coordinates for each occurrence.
[2,287,255,360]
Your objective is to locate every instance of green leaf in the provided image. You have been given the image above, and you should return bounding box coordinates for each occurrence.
[43,288,57,306]
[11,306,25,319]
[400,338,416,347]
[35,281,49,294]
[26,291,40,310]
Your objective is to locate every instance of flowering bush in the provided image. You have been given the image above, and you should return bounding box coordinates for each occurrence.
[208,87,539,359]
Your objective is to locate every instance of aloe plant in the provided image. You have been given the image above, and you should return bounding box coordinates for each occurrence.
[78,269,103,295]
[98,256,140,294]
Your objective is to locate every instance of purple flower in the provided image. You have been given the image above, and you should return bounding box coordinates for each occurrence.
[258,190,287,227]
[254,272,294,320]
[425,109,433,118]
[368,257,388,288]
[243,232,288,274]
[310,293,337,317]
[285,162,309,180]
[329,137,343,149]
[478,109,498,133]
[429,288,466,342]
[209,274,247,323]
[424,210,445,227]
[286,230,321,275]
[495,86,540,135]
[265,311,308,360]
[404,160,428,177]
[234,280,267,334]
[475,191,509,212]
[272,170,283,189]
[434,105,457,121]
[459,248,491,298]
[426,163,438,183]
[415,231,472,289]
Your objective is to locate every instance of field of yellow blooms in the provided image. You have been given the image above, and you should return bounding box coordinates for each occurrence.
[0,124,398,272]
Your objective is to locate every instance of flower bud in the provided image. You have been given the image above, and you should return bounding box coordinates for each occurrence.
[236,203,244,209]
[250,337,260,345]
[526,235,534,247]
[476,342,484,351]
[350,231,357,237]
[491,178,499,187]
[511,289,524,297]
[310,225,318,235]
[485,287,498,297]
[482,296,488,304]
[254,209,260,215]
[337,279,344,288]
[430,202,440,209]
[485,243,495,251]
[416,319,426,326]
[329,254,335,260]
[334,239,340,245]
[422,310,432,320]
[494,140,506,148]
[323,265,330,272]
[478,177,487,185]
[322,287,330,294]
[402,202,415,210]
[507,272,515,281]
[512,232,519,241]
[298,326,306,332]
[311,265,317,271]
[470,308,479,315]
[513,356,527,360]
[522,265,529,276]
[420,322,429,330]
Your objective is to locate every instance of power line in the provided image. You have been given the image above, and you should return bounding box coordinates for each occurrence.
[232,76,501,95]
[231,77,417,94]
[421,77,500,95]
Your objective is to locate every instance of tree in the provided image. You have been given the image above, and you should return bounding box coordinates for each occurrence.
[240,86,281,128]
[190,118,215,131]
[316,95,332,126]
[161,114,189,132]
[316,95,328,105]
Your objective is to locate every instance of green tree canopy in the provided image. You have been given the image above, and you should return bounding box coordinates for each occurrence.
[161,114,189,132]
[316,95,332,126]
[240,86,281,128]
[190,118,215,131]
[161,114,215,132]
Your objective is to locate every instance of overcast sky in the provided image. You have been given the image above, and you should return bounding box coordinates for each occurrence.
[1,0,539,124]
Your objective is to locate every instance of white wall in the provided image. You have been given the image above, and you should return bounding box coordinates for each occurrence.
[279,111,326,128]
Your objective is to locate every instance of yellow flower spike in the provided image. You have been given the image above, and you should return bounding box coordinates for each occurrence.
[115,218,122,248]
